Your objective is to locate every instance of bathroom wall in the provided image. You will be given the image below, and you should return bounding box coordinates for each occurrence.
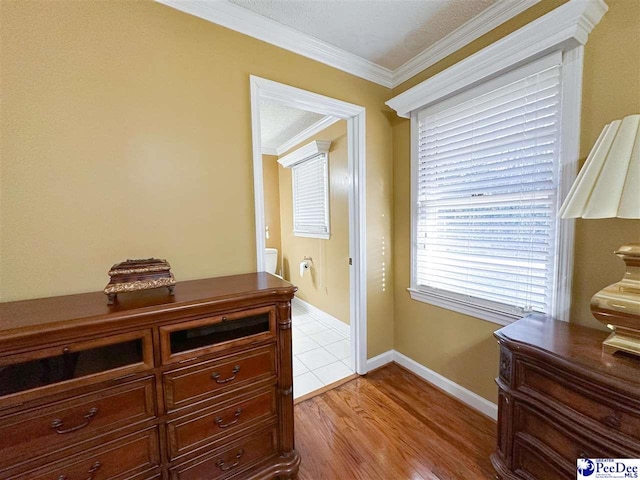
[278,120,350,325]
[262,154,281,268]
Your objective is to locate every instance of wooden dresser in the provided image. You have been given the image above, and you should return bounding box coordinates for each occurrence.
[492,314,640,480]
[0,273,300,480]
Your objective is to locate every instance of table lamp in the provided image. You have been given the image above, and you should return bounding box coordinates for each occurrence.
[559,114,640,356]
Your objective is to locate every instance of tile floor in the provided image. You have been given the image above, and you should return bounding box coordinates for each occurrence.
[291,304,353,399]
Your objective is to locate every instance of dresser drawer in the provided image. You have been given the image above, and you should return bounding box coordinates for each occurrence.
[160,306,276,365]
[169,425,277,480]
[167,387,276,459]
[517,359,640,445]
[0,330,153,408]
[0,376,156,469]
[163,346,276,411]
[12,426,160,480]
[513,403,635,463]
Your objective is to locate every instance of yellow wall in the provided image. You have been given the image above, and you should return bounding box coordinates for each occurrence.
[278,121,350,325]
[262,155,281,261]
[0,0,394,357]
[391,0,640,403]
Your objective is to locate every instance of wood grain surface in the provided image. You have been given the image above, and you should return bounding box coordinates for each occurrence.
[0,273,296,334]
[295,363,496,480]
[495,313,640,387]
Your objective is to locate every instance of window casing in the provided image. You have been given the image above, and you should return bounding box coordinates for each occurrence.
[292,152,330,239]
[410,52,572,325]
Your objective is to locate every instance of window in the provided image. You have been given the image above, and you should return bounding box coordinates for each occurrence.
[292,153,330,238]
[278,140,331,239]
[411,53,568,324]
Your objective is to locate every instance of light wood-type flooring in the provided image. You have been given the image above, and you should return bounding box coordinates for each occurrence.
[294,363,496,480]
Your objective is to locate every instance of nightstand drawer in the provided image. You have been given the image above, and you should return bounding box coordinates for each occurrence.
[512,437,572,480]
[169,425,277,480]
[13,426,160,480]
[513,403,635,463]
[163,346,276,411]
[0,376,156,468]
[517,359,640,445]
[167,387,276,459]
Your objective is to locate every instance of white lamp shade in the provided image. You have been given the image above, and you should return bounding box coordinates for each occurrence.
[560,114,640,219]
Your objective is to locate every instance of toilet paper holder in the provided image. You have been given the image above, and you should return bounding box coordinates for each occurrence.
[299,257,313,277]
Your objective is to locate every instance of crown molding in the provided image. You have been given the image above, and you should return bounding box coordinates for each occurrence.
[276,116,340,156]
[386,0,608,118]
[155,0,541,89]
[278,140,331,168]
[154,0,600,91]
[261,146,278,156]
[392,0,540,88]
[155,0,393,88]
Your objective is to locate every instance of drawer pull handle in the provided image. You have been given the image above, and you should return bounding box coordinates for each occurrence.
[602,415,621,429]
[211,365,241,384]
[58,461,101,480]
[51,407,99,434]
[215,408,243,428]
[87,461,102,480]
[216,448,244,471]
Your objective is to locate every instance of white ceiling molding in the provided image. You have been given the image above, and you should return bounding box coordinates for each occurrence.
[386,0,608,118]
[393,0,540,88]
[261,146,278,156]
[276,116,340,156]
[155,0,394,88]
[278,140,331,168]
[155,0,543,89]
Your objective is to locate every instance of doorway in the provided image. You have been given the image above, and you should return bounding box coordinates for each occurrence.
[249,76,367,391]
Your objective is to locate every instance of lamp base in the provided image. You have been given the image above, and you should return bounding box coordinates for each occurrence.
[602,326,640,356]
[590,244,640,358]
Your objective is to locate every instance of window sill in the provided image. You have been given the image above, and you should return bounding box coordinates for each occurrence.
[407,288,525,327]
[294,231,330,240]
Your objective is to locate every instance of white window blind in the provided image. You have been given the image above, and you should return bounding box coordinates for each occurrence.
[293,153,330,238]
[414,53,563,319]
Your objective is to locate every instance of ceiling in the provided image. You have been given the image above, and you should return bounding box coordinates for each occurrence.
[260,100,326,154]
[229,0,495,71]
[156,0,538,87]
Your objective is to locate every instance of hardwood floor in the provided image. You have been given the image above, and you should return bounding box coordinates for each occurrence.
[294,363,496,480]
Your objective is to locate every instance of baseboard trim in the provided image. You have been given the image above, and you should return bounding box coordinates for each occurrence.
[365,350,395,371]
[393,351,498,420]
[364,349,498,420]
[292,297,350,337]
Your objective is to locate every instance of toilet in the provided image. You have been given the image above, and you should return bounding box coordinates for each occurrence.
[265,248,278,275]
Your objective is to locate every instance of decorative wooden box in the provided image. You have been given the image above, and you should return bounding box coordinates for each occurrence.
[104,258,175,304]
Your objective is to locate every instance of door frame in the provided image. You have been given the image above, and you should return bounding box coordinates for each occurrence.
[249,75,367,375]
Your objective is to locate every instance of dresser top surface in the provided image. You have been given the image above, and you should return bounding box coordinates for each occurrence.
[496,313,640,386]
[0,273,296,339]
